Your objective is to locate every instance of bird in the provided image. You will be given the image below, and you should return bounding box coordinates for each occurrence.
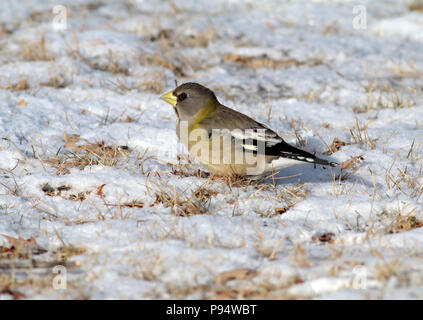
[160,82,337,177]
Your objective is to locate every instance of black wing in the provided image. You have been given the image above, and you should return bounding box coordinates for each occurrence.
[232,127,337,167]
[265,140,336,166]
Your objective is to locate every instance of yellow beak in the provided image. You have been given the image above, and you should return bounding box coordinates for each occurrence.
[160,90,177,107]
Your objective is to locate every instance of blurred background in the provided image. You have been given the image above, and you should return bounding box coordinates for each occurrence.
[1,0,422,106]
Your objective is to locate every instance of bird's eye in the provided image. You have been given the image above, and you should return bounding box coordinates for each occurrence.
[177,93,187,102]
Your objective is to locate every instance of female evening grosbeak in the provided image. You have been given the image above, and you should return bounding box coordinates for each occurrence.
[160,82,336,177]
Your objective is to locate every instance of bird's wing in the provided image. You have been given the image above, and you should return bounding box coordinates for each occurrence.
[199,105,336,167]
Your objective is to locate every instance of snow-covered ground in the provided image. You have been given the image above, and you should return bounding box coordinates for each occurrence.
[0,0,423,299]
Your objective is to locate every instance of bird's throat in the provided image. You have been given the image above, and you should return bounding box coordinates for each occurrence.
[189,99,217,130]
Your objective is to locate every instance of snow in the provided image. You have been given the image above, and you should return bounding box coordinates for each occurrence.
[0,0,423,299]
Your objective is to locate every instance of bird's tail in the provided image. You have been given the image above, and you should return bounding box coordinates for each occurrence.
[313,157,338,167]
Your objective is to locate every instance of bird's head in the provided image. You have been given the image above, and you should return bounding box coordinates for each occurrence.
[160,82,218,121]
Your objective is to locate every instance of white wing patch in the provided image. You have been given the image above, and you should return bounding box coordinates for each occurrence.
[241,144,258,151]
[230,128,281,145]
[210,127,283,153]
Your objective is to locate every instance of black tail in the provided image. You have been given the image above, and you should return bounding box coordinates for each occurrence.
[269,141,337,167]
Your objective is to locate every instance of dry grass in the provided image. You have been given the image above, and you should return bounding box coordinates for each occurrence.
[293,88,338,104]
[110,70,165,94]
[388,61,422,79]
[20,35,55,62]
[384,160,423,200]
[369,248,414,285]
[215,175,260,188]
[147,173,223,216]
[330,169,359,196]
[274,204,295,215]
[129,251,163,282]
[287,119,308,147]
[376,203,423,234]
[323,137,352,155]
[183,28,218,48]
[339,155,365,170]
[268,182,306,216]
[91,50,130,75]
[165,154,210,179]
[0,232,86,299]
[164,271,304,299]
[405,139,423,164]
[354,78,418,113]
[170,166,211,179]
[149,26,218,48]
[0,23,12,37]
[140,53,187,77]
[141,27,211,76]
[224,53,323,69]
[41,183,91,202]
[64,35,130,77]
[349,118,377,149]
[150,26,218,48]
[288,243,311,268]
[0,278,24,299]
[55,245,86,262]
[147,160,270,217]
[0,78,30,91]
[45,133,130,175]
[105,201,145,209]
[0,252,85,300]
[149,182,214,216]
[312,232,335,244]
[137,71,165,94]
[0,236,46,260]
[215,268,258,284]
[42,183,68,195]
[409,1,423,12]
[386,215,423,234]
[253,230,285,260]
[324,137,349,155]
[323,22,341,35]
[40,72,71,88]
